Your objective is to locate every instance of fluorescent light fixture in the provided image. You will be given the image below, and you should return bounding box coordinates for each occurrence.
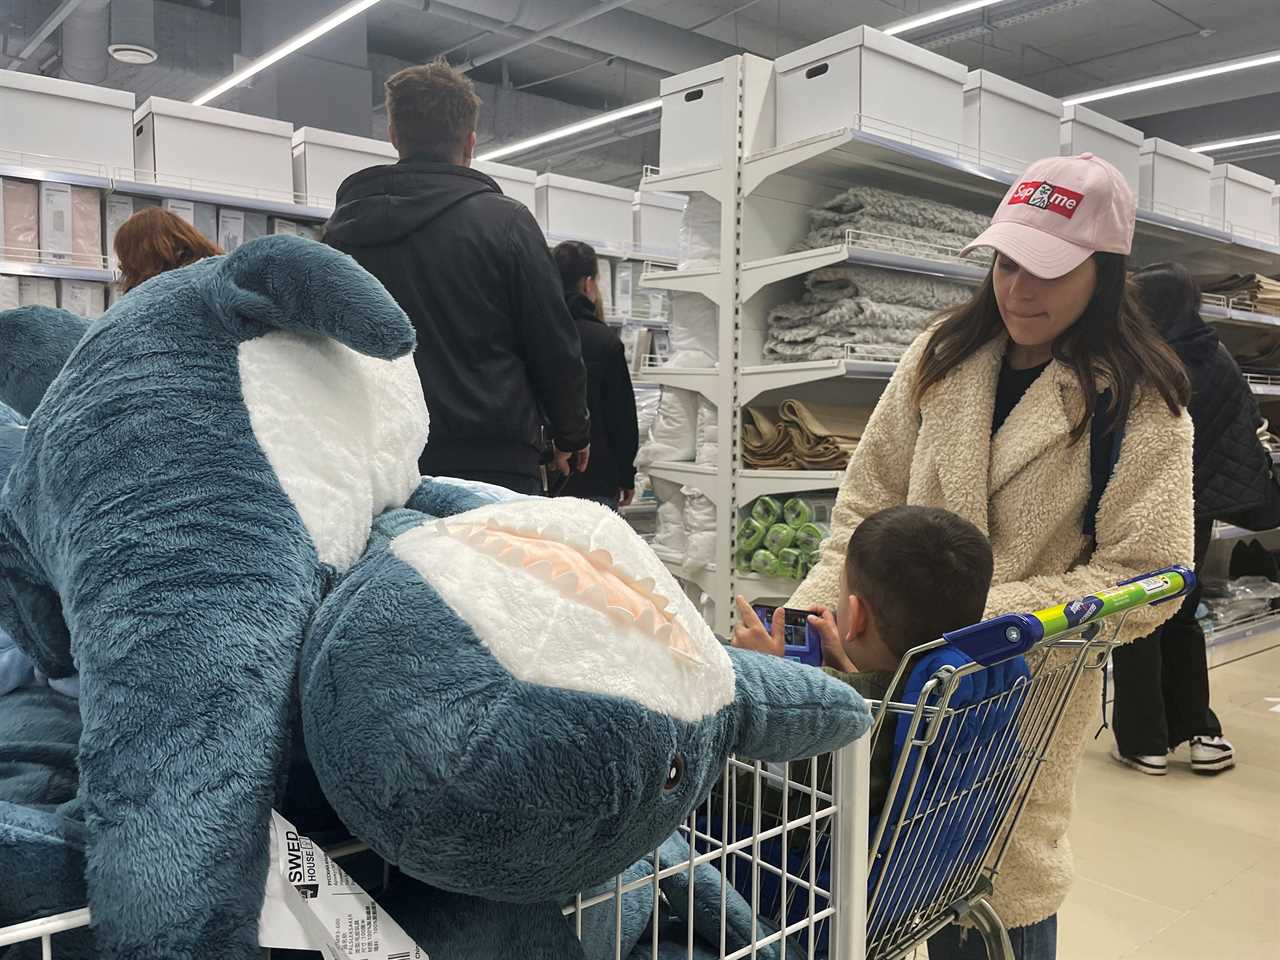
[192,0,388,107]
[1064,48,1280,106]
[476,98,663,162]
[883,0,1009,36]
[1191,131,1280,153]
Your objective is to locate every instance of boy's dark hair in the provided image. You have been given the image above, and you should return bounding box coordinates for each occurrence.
[385,57,481,163]
[846,506,993,658]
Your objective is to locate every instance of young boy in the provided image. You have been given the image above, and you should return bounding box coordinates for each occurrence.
[733,504,994,815]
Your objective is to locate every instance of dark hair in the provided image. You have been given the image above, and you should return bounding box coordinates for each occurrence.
[845,506,994,658]
[914,253,1191,440]
[115,207,223,293]
[1132,261,1206,342]
[385,57,481,162]
[553,240,599,294]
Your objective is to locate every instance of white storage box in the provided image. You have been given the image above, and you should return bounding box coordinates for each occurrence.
[535,174,635,252]
[962,70,1062,172]
[0,72,135,174]
[1210,164,1277,241]
[633,191,687,260]
[1059,105,1143,192]
[474,159,537,212]
[658,60,733,174]
[775,26,968,151]
[292,127,396,208]
[1138,139,1213,221]
[40,182,72,264]
[133,98,294,201]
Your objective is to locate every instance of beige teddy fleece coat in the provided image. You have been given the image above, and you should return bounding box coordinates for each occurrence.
[789,328,1194,929]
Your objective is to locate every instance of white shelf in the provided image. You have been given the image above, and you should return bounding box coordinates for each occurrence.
[112,175,332,221]
[1246,374,1280,398]
[0,259,113,283]
[1206,610,1280,662]
[742,124,1280,276]
[737,469,843,503]
[640,162,725,204]
[739,357,895,405]
[740,242,987,302]
[648,461,720,501]
[640,264,722,297]
[0,160,111,191]
[653,547,719,594]
[736,571,804,601]
[637,364,720,401]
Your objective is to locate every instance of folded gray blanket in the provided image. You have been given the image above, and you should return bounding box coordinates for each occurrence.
[799,217,983,256]
[806,264,973,312]
[817,185,992,238]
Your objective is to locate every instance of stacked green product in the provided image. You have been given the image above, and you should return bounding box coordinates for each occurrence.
[736,495,832,581]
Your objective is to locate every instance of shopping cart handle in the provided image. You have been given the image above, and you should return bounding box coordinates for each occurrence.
[941,565,1197,666]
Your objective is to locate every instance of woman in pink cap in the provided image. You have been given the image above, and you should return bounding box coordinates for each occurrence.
[738,153,1194,959]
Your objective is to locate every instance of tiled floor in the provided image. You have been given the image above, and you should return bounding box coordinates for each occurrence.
[1058,643,1280,959]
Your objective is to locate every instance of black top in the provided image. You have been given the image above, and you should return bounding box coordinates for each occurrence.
[323,159,590,479]
[560,292,640,499]
[992,359,1050,436]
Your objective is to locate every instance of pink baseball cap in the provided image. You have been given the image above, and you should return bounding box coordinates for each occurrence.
[962,153,1136,279]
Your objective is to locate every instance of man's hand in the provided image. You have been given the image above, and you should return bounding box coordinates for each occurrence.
[808,607,856,673]
[731,596,785,656]
[550,447,572,476]
[574,445,590,473]
[618,488,636,507]
[552,443,591,476]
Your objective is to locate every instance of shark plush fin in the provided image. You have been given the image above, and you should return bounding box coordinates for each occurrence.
[203,234,416,359]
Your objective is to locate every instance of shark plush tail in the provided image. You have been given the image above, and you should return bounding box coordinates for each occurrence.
[0,306,90,417]
[203,234,416,359]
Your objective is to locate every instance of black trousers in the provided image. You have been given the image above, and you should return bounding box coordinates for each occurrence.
[1111,516,1222,755]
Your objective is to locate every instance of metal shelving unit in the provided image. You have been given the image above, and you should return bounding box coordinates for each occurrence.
[641,52,1280,647]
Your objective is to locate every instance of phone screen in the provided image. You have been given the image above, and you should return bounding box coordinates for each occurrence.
[754,605,824,668]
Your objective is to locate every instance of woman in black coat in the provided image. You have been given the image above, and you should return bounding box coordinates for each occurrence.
[1111,262,1279,775]
[552,241,640,510]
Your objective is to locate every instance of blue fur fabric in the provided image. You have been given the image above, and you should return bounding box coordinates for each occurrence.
[0,306,88,418]
[0,236,416,960]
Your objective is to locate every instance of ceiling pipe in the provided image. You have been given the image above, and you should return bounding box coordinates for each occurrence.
[456,0,639,73]
[420,0,666,78]
[6,0,85,70]
[59,0,112,84]
[110,0,158,64]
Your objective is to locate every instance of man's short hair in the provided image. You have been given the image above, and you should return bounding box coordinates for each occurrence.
[385,57,481,162]
[845,506,994,658]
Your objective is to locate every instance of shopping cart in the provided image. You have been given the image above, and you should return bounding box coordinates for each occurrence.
[0,567,1193,960]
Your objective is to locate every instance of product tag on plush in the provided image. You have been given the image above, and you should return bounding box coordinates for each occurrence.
[258,810,428,960]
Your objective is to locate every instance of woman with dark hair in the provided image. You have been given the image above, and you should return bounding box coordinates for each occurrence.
[551,240,639,510]
[1110,261,1278,776]
[115,207,223,294]
[735,155,1194,960]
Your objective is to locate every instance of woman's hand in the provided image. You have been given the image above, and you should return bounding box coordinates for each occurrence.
[731,596,785,656]
[808,607,857,673]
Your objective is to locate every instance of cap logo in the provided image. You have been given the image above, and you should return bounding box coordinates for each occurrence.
[1009,180,1084,219]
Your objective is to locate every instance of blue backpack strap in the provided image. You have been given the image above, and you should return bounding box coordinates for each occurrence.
[1084,389,1126,540]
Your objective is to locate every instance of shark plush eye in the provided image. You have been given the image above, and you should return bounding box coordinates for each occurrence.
[665,754,685,791]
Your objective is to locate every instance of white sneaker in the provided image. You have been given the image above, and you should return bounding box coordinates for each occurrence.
[1111,746,1167,776]
[1190,736,1235,774]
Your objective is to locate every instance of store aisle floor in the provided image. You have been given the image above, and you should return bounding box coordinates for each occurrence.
[1059,644,1280,959]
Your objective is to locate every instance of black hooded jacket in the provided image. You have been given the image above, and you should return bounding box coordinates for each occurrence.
[560,291,639,499]
[323,159,590,478]
[1139,263,1278,525]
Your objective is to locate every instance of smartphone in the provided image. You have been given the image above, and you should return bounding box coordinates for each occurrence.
[753,605,824,668]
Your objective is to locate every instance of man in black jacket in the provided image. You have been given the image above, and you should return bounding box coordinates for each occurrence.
[323,58,590,495]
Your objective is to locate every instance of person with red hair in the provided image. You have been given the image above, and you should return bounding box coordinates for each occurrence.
[114,207,222,294]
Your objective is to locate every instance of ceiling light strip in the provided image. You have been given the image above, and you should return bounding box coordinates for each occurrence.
[476,99,663,162]
[1191,131,1280,153]
[883,0,1010,36]
[1064,49,1280,107]
[192,0,388,107]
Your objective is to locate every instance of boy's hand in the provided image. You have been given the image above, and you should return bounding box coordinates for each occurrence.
[808,607,857,673]
[731,596,785,656]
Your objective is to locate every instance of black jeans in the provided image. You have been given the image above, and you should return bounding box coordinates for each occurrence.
[928,913,1057,959]
[1111,516,1222,755]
